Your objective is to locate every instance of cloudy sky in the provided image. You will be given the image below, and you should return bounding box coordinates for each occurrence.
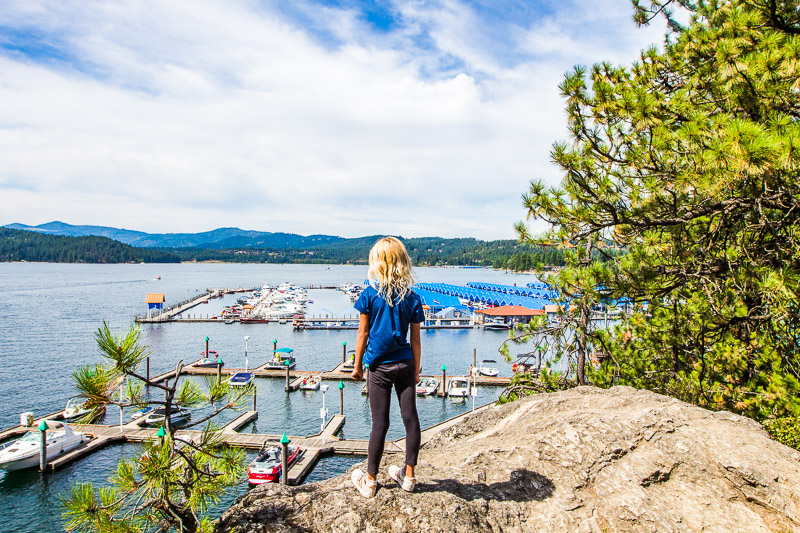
[0,0,668,240]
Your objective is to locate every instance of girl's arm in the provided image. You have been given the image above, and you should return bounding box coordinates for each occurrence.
[410,322,421,383]
[352,313,369,380]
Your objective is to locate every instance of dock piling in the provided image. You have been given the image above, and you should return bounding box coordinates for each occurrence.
[338,380,344,415]
[473,348,477,368]
[342,341,347,363]
[281,433,290,485]
[284,360,290,392]
[252,386,257,411]
[441,364,447,397]
[146,356,150,382]
[38,421,47,472]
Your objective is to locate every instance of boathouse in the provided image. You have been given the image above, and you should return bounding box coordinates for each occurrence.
[145,293,165,318]
[474,305,544,326]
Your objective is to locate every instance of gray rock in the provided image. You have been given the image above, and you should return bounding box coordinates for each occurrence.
[215,386,800,533]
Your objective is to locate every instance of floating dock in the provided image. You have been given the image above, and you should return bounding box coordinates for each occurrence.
[9,402,494,485]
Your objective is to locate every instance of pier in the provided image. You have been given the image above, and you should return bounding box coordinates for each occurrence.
[12,402,494,485]
[177,360,511,391]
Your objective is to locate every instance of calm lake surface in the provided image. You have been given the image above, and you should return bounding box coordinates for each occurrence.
[0,263,542,532]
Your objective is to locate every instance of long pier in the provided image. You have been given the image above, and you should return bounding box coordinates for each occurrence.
[176,360,511,391]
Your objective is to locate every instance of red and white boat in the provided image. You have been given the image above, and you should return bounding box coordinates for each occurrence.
[247,444,303,484]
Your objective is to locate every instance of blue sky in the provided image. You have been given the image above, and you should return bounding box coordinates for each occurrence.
[0,0,668,239]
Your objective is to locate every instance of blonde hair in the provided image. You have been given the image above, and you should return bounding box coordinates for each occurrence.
[367,237,415,305]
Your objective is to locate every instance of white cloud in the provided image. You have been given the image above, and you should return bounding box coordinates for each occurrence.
[0,0,669,240]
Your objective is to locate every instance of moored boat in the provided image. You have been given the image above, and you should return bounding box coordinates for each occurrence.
[130,405,154,421]
[264,348,296,370]
[228,372,254,387]
[416,378,439,396]
[478,359,500,377]
[194,351,223,368]
[62,394,93,420]
[299,374,321,391]
[0,421,87,472]
[143,406,191,427]
[247,443,302,484]
[447,378,469,400]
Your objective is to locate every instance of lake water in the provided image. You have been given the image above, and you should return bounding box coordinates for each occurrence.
[0,263,541,533]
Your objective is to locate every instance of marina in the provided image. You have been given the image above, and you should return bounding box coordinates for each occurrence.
[0,262,550,532]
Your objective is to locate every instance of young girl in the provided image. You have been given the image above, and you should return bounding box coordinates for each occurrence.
[351,237,424,498]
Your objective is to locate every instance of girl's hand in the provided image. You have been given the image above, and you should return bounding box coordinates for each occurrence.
[351,368,363,381]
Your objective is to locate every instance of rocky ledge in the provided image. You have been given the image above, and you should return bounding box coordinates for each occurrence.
[215,386,800,532]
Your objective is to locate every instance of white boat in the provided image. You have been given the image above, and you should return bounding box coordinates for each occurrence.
[478,359,500,377]
[143,406,191,427]
[299,374,321,391]
[447,378,469,400]
[0,421,87,472]
[62,395,92,420]
[416,378,439,396]
[228,372,254,387]
[130,405,154,421]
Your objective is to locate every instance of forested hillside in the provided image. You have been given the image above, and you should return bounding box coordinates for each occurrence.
[0,228,180,263]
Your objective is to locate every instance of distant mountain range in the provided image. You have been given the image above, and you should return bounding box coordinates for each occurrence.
[4,221,345,249]
[2,221,565,268]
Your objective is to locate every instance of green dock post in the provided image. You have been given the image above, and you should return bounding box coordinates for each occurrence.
[342,341,347,363]
[285,359,290,392]
[280,433,290,485]
[441,364,447,397]
[38,420,47,472]
[205,336,209,358]
[338,380,344,415]
[273,338,278,352]
[216,357,223,385]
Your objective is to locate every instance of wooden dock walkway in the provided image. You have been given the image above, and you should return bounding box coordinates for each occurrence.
[177,360,512,389]
[13,401,494,485]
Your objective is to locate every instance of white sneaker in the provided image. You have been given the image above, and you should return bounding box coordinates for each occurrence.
[351,468,376,498]
[388,464,416,492]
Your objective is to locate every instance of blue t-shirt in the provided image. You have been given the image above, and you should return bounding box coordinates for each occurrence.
[354,285,425,368]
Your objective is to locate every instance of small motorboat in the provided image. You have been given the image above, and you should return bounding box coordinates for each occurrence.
[62,395,93,420]
[228,372,254,387]
[130,405,154,421]
[143,406,191,427]
[299,374,321,391]
[484,322,510,330]
[478,359,500,377]
[225,319,235,324]
[194,351,223,368]
[264,348,296,370]
[247,443,303,484]
[447,378,469,400]
[416,378,439,396]
[0,421,87,472]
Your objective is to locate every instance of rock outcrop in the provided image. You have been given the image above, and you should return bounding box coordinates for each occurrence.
[216,386,800,532]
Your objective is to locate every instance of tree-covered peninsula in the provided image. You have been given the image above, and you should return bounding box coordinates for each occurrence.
[0,228,180,263]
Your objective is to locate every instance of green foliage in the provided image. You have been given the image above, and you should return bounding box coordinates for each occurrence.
[763,417,800,450]
[61,324,253,533]
[514,0,800,422]
[0,228,179,263]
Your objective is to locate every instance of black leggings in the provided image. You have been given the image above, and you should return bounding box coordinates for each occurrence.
[367,359,421,477]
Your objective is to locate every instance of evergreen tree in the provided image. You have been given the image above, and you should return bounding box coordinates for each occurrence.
[514,0,800,426]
